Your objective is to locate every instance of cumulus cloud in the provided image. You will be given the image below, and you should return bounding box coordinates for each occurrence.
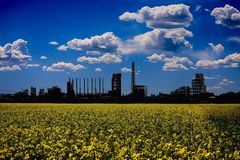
[211,4,240,29]
[42,62,86,72]
[195,52,240,69]
[121,67,132,73]
[0,39,32,65]
[58,28,193,55]
[147,53,193,71]
[204,75,221,80]
[195,5,202,12]
[208,43,224,53]
[147,53,166,62]
[227,36,240,43]
[26,64,40,67]
[40,56,47,60]
[119,4,193,29]
[120,28,193,54]
[49,41,59,45]
[205,8,210,12]
[61,32,121,54]
[57,45,68,51]
[95,67,102,72]
[219,78,235,86]
[208,78,236,91]
[0,65,21,71]
[77,53,122,64]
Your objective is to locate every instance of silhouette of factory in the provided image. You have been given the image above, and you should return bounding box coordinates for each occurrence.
[1,61,239,103]
[65,62,147,98]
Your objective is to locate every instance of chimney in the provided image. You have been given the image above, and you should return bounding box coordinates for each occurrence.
[131,62,135,93]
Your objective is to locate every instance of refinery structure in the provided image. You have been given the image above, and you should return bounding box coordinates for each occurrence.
[0,61,226,103]
[65,62,148,98]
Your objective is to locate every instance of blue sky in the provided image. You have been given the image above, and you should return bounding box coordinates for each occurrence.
[0,0,240,95]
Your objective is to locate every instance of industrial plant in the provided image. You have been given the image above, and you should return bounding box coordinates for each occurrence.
[0,62,239,103]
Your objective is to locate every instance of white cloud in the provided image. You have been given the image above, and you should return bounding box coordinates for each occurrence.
[58,27,192,55]
[77,53,122,64]
[63,32,121,54]
[95,67,102,72]
[208,78,236,91]
[219,78,235,86]
[163,56,193,71]
[195,52,240,69]
[121,67,132,73]
[147,53,192,71]
[40,56,47,60]
[26,64,40,67]
[0,65,21,71]
[57,45,68,51]
[163,62,188,71]
[42,62,86,72]
[204,75,220,80]
[227,36,240,43]
[147,53,166,62]
[119,4,193,29]
[205,8,210,12]
[208,43,224,53]
[0,39,32,65]
[211,4,240,29]
[195,5,202,12]
[49,41,59,45]
[120,28,193,54]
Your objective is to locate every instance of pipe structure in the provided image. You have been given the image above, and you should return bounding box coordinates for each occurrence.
[99,78,101,95]
[83,78,86,95]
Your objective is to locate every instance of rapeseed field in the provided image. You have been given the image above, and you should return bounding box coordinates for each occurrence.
[0,104,239,159]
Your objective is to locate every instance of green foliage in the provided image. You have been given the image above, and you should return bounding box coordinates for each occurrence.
[0,104,240,159]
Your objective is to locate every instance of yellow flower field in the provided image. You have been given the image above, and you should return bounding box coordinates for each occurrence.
[0,103,239,159]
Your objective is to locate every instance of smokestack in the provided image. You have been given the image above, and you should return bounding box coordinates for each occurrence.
[72,78,74,94]
[102,78,104,94]
[87,78,89,95]
[79,78,81,95]
[131,62,135,93]
[84,78,86,95]
[99,78,101,94]
[91,78,93,95]
[76,78,78,95]
[95,78,97,95]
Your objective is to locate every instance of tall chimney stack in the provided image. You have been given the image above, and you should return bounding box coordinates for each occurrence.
[102,78,104,94]
[84,78,86,95]
[131,62,135,93]
[76,78,78,95]
[91,78,93,95]
[99,78,101,94]
[87,78,89,95]
[95,78,97,95]
[79,78,81,95]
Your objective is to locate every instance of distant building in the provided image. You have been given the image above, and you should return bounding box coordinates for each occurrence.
[111,73,121,97]
[133,85,147,97]
[23,89,28,96]
[30,86,36,97]
[47,86,62,98]
[67,78,75,97]
[171,86,190,96]
[39,89,45,97]
[131,62,147,97]
[192,73,206,95]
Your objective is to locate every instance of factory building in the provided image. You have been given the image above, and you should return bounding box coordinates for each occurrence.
[192,73,206,95]
[67,78,75,97]
[111,73,121,97]
[30,86,36,97]
[131,62,147,97]
[171,86,191,96]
